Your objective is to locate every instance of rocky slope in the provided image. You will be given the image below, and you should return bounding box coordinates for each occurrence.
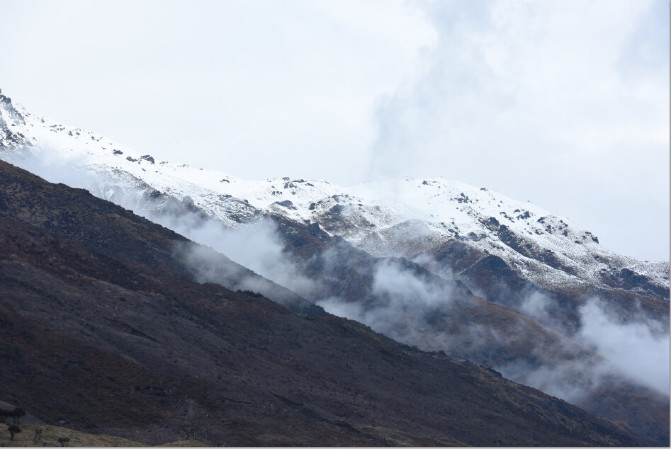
[0,89,667,300]
[0,159,641,446]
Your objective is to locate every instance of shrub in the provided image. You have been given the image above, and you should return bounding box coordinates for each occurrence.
[7,424,21,441]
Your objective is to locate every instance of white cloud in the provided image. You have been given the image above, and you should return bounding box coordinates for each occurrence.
[368,0,669,260]
[371,0,666,174]
[0,0,667,260]
[183,218,317,299]
[577,298,669,394]
[0,0,435,185]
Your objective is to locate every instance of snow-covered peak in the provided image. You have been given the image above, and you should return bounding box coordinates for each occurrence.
[1,89,668,297]
[0,90,30,149]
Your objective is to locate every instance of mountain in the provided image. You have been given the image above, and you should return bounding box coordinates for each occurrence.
[0,158,641,446]
[1,88,669,445]
[1,89,666,303]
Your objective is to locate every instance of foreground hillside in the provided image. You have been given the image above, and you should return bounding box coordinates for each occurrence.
[0,423,145,447]
[0,160,638,446]
[0,421,214,447]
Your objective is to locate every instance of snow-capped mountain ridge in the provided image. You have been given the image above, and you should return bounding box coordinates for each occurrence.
[0,89,668,297]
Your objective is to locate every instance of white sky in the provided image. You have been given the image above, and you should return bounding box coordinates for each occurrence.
[1,0,668,261]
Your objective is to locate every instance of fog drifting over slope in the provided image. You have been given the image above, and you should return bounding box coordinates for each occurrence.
[4,145,669,402]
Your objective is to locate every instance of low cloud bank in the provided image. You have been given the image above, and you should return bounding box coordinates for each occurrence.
[5,145,668,404]
[2,146,316,299]
[318,258,457,343]
[3,145,101,189]
[578,298,669,395]
[321,250,669,404]
[175,218,317,299]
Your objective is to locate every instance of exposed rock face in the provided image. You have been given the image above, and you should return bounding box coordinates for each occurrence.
[0,90,30,150]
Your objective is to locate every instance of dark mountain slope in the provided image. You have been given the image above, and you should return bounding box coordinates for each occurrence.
[0,160,636,446]
[0,162,323,318]
[269,213,669,446]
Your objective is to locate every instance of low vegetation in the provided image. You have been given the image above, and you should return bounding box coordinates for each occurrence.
[0,423,207,447]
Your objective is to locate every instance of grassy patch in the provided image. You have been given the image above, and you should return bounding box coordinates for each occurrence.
[0,423,200,447]
[155,439,210,447]
[356,424,466,447]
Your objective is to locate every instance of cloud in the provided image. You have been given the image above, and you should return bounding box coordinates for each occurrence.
[2,145,318,300]
[2,0,667,260]
[319,247,669,403]
[515,289,577,334]
[518,290,552,322]
[411,252,455,281]
[498,291,670,400]
[2,144,101,189]
[178,218,318,299]
[318,257,456,343]
[372,259,452,307]
[107,192,320,301]
[367,0,669,261]
[577,298,669,394]
[370,0,666,177]
[0,0,435,186]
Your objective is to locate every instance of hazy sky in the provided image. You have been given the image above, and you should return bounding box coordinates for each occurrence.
[1,0,668,261]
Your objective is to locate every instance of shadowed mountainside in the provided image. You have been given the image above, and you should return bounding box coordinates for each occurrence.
[0,159,639,446]
[264,215,669,446]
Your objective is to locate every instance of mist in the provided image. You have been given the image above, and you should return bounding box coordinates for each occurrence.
[514,286,670,396]
[2,145,102,190]
[319,247,669,405]
[2,146,317,300]
[177,218,317,299]
[318,258,456,343]
[578,298,669,394]
[3,143,668,407]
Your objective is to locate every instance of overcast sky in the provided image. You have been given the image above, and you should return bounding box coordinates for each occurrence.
[1,0,668,261]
